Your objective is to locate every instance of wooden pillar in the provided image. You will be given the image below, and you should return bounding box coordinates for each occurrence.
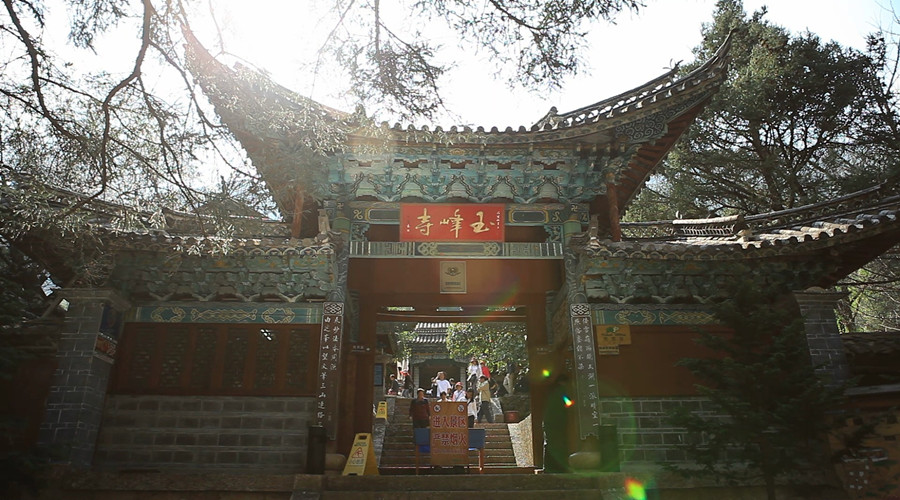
[336,299,377,454]
[335,354,356,454]
[291,188,305,239]
[526,299,548,469]
[606,173,621,242]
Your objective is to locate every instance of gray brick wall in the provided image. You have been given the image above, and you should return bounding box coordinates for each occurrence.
[794,289,850,387]
[600,396,718,465]
[39,290,127,466]
[94,395,316,472]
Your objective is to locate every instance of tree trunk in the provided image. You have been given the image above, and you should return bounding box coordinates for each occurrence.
[764,472,777,500]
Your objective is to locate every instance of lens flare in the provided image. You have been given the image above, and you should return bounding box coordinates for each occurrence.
[624,478,646,500]
[562,395,574,408]
[472,284,520,322]
[541,369,551,378]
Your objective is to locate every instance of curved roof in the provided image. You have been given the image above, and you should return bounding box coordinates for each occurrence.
[184,28,731,228]
[577,181,900,288]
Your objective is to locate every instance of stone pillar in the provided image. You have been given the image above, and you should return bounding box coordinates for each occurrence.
[39,288,129,466]
[794,287,850,387]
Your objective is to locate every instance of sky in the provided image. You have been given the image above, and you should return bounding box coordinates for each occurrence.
[189,0,899,128]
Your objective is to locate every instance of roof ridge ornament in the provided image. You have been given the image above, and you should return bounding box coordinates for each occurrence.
[532,106,560,130]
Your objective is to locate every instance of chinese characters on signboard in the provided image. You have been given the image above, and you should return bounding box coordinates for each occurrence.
[571,303,601,439]
[400,204,505,242]
[430,402,469,466]
[317,302,344,439]
[596,324,631,356]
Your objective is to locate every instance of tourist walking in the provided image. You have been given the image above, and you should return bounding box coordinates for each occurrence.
[388,374,400,395]
[476,375,494,423]
[409,388,431,428]
[467,358,481,391]
[452,382,466,402]
[435,371,452,398]
[466,389,477,428]
[402,374,414,398]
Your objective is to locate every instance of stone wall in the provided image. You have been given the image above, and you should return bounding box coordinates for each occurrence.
[94,395,315,473]
[794,289,850,387]
[600,396,715,465]
[39,290,129,466]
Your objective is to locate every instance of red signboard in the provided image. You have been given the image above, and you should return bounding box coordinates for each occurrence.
[430,402,469,466]
[400,204,505,242]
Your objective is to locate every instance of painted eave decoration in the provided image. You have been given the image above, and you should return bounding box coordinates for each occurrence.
[184,28,732,222]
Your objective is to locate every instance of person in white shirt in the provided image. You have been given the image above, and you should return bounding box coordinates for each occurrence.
[466,359,481,391]
[466,389,478,428]
[452,382,467,401]
[435,371,452,398]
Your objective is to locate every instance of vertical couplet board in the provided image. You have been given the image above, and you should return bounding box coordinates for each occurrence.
[430,402,469,466]
[316,302,345,440]
[570,303,601,439]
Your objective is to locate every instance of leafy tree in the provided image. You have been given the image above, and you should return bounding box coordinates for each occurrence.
[666,281,845,500]
[0,240,55,497]
[0,0,642,241]
[391,328,419,364]
[0,240,51,329]
[837,249,900,332]
[625,0,900,331]
[445,322,528,373]
[631,0,900,219]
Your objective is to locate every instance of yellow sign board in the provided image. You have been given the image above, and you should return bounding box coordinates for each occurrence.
[375,401,388,419]
[342,433,379,475]
[596,325,631,346]
[595,325,630,356]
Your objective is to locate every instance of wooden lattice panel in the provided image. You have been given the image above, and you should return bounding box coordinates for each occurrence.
[112,323,319,396]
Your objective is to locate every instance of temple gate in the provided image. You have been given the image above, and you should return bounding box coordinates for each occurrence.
[5,31,900,483]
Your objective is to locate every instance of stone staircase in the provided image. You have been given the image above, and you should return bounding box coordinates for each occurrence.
[294,474,628,499]
[379,397,529,474]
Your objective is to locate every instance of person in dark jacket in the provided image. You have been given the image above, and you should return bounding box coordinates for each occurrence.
[388,374,401,395]
[408,388,431,428]
[402,374,414,398]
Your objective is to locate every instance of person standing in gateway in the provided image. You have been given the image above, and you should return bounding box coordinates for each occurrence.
[435,371,452,398]
[467,358,482,391]
[408,388,430,428]
[476,375,494,423]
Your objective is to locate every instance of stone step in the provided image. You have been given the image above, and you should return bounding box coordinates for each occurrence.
[385,429,510,438]
[380,459,517,467]
[381,453,516,462]
[381,398,522,472]
[375,466,538,477]
[380,452,516,462]
[308,474,618,491]
[381,437,512,451]
[387,422,510,429]
[380,452,517,467]
[382,450,514,457]
[321,489,607,499]
[385,428,511,435]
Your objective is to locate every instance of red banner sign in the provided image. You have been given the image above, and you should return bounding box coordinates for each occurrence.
[430,402,469,466]
[400,204,505,241]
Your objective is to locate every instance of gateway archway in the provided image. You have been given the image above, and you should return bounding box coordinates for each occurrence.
[344,257,563,464]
